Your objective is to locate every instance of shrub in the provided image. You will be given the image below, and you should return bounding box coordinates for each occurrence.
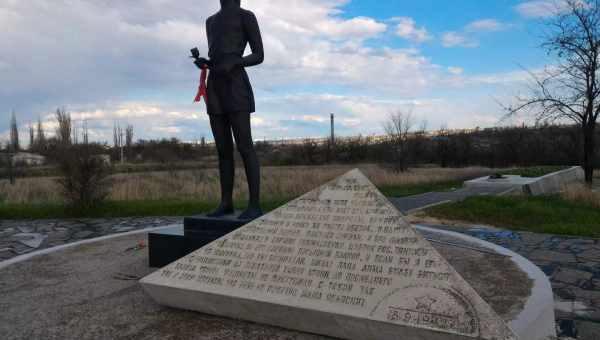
[56,144,113,208]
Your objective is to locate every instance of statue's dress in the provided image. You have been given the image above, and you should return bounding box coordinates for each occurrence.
[206,6,262,115]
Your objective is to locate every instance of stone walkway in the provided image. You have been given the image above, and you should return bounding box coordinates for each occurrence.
[0,217,180,261]
[1,216,599,338]
[422,223,600,339]
[389,186,510,214]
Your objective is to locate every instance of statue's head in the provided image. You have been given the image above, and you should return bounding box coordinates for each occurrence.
[220,0,240,8]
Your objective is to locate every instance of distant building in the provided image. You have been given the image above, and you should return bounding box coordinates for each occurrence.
[12,152,46,166]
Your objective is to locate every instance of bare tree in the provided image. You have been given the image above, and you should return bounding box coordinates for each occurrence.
[55,108,72,146]
[6,112,19,185]
[113,122,125,163]
[299,138,320,164]
[125,125,134,147]
[29,123,35,151]
[113,122,120,148]
[9,111,19,152]
[72,120,79,145]
[507,0,600,184]
[125,124,134,160]
[410,119,429,165]
[36,117,46,151]
[383,110,414,172]
[6,151,15,185]
[418,119,429,134]
[83,120,89,145]
[436,124,450,168]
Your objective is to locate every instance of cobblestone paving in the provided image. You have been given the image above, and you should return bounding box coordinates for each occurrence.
[1,217,598,338]
[425,224,600,339]
[0,217,180,261]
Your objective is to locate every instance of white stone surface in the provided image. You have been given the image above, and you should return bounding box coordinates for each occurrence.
[464,175,537,191]
[13,233,47,248]
[524,166,584,196]
[465,166,584,196]
[141,169,518,340]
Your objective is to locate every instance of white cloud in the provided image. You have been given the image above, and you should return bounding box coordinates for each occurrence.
[465,19,510,32]
[448,67,464,75]
[253,92,510,138]
[314,16,387,40]
[152,126,183,134]
[514,0,577,18]
[300,115,328,123]
[516,1,558,17]
[0,1,430,114]
[439,67,546,90]
[439,18,511,49]
[0,0,533,142]
[441,32,479,48]
[392,17,432,43]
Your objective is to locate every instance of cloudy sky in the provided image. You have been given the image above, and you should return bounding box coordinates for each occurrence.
[0,0,561,144]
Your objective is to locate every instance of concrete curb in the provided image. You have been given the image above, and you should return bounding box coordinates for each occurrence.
[404,200,452,214]
[1,223,557,340]
[465,166,584,196]
[0,224,182,271]
[415,225,557,340]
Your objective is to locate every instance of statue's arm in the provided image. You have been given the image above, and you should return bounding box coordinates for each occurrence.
[206,16,212,46]
[194,17,213,69]
[241,11,264,67]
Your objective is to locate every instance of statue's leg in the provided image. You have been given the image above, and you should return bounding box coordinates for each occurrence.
[207,114,235,217]
[230,112,262,219]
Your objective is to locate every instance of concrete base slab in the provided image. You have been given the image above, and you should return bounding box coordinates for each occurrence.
[0,227,555,340]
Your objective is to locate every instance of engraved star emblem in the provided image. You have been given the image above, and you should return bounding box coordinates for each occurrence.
[415,295,437,312]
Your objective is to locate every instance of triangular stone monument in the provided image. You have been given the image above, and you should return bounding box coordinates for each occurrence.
[141,169,517,340]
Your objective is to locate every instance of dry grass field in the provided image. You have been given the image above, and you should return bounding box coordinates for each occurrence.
[562,183,600,209]
[0,165,493,205]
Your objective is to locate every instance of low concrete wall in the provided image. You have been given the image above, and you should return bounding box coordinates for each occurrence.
[464,166,584,196]
[524,166,585,196]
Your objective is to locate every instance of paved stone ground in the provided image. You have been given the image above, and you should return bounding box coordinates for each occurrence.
[1,216,598,338]
[389,186,510,214]
[0,217,180,261]
[0,228,536,340]
[420,223,600,339]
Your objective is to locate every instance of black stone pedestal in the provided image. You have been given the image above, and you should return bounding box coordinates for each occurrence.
[184,214,252,243]
[148,213,254,268]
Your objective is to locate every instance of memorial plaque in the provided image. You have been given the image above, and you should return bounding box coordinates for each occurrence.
[140,169,517,340]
